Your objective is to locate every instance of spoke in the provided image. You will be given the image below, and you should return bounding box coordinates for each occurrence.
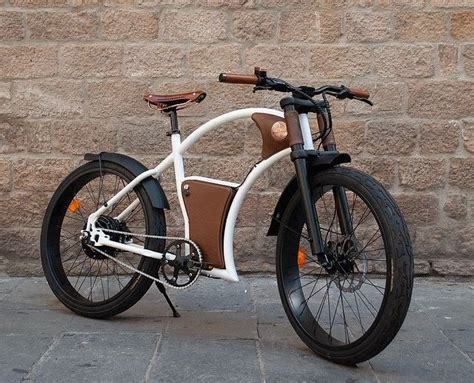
[67,253,87,275]
[340,288,364,335]
[353,290,365,333]
[329,281,342,343]
[354,289,377,318]
[338,277,350,344]
[76,259,95,294]
[62,246,84,264]
[314,276,332,327]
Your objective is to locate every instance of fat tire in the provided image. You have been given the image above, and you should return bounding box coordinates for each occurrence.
[276,167,414,364]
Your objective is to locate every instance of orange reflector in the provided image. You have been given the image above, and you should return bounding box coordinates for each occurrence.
[297,247,306,268]
[68,198,81,214]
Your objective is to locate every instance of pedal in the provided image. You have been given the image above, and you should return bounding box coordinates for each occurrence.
[155,281,180,318]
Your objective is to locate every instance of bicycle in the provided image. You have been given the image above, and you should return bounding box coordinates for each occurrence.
[41,67,414,365]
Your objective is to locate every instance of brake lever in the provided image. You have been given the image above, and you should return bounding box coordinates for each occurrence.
[356,97,373,106]
[252,85,272,92]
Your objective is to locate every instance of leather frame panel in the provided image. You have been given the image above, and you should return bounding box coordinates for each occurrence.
[182,180,236,269]
[251,113,290,159]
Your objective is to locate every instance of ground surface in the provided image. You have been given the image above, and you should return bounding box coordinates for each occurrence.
[0,276,473,383]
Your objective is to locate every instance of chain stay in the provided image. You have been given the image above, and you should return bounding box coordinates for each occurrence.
[88,228,202,290]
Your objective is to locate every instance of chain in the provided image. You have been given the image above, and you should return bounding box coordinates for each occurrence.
[87,228,202,290]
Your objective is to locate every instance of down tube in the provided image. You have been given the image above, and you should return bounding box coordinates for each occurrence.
[204,148,291,282]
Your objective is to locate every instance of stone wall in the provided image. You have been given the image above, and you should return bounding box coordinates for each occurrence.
[0,0,473,276]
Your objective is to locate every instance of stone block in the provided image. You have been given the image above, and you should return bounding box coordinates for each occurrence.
[233,10,275,41]
[27,11,98,40]
[60,44,122,78]
[373,45,434,78]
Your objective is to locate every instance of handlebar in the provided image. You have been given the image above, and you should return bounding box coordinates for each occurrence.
[218,73,259,85]
[218,67,372,105]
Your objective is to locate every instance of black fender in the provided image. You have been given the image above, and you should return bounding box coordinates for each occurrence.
[84,152,170,209]
[267,151,351,236]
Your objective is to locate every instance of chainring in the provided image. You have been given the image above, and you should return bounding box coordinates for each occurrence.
[161,239,202,288]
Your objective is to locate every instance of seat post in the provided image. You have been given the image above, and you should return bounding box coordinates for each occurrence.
[167,109,179,136]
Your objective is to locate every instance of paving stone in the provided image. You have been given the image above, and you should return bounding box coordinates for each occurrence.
[167,277,254,312]
[166,311,258,341]
[0,335,52,382]
[369,335,473,382]
[29,333,158,382]
[442,329,474,360]
[258,330,377,382]
[149,339,261,382]
[0,277,473,382]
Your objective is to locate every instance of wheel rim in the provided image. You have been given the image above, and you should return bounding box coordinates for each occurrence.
[45,167,151,306]
[280,183,391,350]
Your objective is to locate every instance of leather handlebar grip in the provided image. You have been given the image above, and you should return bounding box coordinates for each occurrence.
[348,87,370,99]
[218,73,259,85]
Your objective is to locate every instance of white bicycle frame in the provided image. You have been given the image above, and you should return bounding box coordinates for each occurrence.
[86,108,315,282]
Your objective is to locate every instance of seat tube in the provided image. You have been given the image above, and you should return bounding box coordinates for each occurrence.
[284,105,327,261]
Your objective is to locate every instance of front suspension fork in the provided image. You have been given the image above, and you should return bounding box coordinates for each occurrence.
[285,106,354,267]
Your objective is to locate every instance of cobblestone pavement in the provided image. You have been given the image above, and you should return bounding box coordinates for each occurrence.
[0,276,473,382]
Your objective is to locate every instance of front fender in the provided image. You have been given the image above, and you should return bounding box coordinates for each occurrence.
[267,151,350,236]
[84,152,170,209]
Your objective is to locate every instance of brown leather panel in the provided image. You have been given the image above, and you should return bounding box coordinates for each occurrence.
[182,180,236,269]
[251,113,290,159]
[144,91,206,108]
[284,109,304,146]
[348,87,370,99]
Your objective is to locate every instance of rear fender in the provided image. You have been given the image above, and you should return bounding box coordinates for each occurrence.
[84,152,170,209]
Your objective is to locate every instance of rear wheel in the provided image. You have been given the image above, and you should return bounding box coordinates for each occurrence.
[41,161,165,318]
[276,167,413,364]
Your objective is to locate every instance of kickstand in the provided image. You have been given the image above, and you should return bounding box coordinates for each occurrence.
[155,281,180,318]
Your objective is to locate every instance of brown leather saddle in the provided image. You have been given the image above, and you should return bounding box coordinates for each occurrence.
[144,91,206,111]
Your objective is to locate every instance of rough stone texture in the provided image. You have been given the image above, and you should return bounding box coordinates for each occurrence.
[346,11,392,42]
[123,45,185,78]
[233,11,275,41]
[449,158,474,189]
[438,44,459,77]
[26,11,99,40]
[0,2,473,276]
[407,81,474,119]
[450,11,474,40]
[102,9,158,40]
[279,10,320,42]
[399,158,447,190]
[373,45,435,78]
[443,194,467,219]
[462,120,474,153]
[59,44,122,78]
[463,44,474,77]
[310,45,371,78]
[419,121,460,154]
[0,46,58,79]
[0,11,25,40]
[189,45,241,78]
[394,11,446,42]
[159,10,227,43]
[366,120,417,155]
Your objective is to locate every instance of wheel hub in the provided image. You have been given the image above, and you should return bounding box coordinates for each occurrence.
[82,215,131,259]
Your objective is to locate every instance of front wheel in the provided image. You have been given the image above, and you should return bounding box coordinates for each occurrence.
[276,167,413,364]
